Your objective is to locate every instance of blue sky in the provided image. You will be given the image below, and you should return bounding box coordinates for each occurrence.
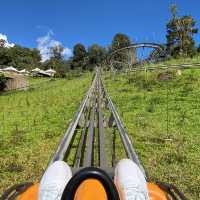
[0,0,200,59]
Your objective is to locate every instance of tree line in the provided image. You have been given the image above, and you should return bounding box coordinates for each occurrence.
[0,33,132,76]
[0,4,200,77]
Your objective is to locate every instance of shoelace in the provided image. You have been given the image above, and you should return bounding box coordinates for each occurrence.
[123,183,149,200]
[39,183,65,200]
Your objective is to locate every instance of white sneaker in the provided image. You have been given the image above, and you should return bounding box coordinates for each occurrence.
[114,159,149,200]
[38,161,72,200]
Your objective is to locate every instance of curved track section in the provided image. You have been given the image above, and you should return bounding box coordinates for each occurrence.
[108,42,167,70]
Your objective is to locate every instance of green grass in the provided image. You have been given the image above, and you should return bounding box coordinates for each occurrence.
[28,77,52,85]
[1,66,200,199]
[149,54,200,66]
[143,54,200,69]
[103,69,200,199]
[162,54,200,65]
[0,73,92,193]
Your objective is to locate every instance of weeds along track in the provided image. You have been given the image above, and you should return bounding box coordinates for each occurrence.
[103,67,200,199]
[0,74,92,193]
[48,70,146,177]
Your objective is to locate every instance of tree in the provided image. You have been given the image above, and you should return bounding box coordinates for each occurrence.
[73,43,87,60]
[43,44,69,77]
[87,44,106,70]
[6,45,41,70]
[50,44,64,60]
[0,45,41,70]
[111,33,131,51]
[197,45,200,53]
[42,58,68,78]
[170,4,177,19]
[111,33,132,69]
[0,39,6,48]
[0,47,12,66]
[166,4,198,57]
[71,43,87,70]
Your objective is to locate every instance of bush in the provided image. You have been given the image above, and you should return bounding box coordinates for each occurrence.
[55,68,67,78]
[0,74,7,91]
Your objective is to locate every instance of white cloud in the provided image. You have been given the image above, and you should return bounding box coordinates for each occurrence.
[37,30,72,62]
[0,33,15,48]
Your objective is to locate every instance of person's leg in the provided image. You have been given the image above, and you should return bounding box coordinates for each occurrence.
[114,159,149,200]
[39,161,72,200]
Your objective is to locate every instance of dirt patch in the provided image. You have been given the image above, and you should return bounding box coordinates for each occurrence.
[157,71,175,81]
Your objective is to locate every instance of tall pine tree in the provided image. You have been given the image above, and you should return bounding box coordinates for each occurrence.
[166,4,198,57]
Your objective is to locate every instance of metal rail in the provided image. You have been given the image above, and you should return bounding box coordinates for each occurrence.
[108,43,166,65]
[48,74,97,166]
[103,88,146,176]
[48,69,146,178]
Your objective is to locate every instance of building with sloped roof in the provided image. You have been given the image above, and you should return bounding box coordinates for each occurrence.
[1,72,29,91]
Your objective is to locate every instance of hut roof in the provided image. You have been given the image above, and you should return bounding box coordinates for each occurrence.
[19,69,26,73]
[31,68,41,72]
[46,68,56,73]
[2,66,19,72]
[3,72,23,79]
[38,70,52,77]
[19,69,30,73]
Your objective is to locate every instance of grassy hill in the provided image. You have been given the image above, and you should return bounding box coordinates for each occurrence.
[0,63,200,199]
[103,68,200,199]
[0,73,92,193]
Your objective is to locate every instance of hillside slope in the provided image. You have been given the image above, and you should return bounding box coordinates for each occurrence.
[0,74,92,192]
[104,68,200,199]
